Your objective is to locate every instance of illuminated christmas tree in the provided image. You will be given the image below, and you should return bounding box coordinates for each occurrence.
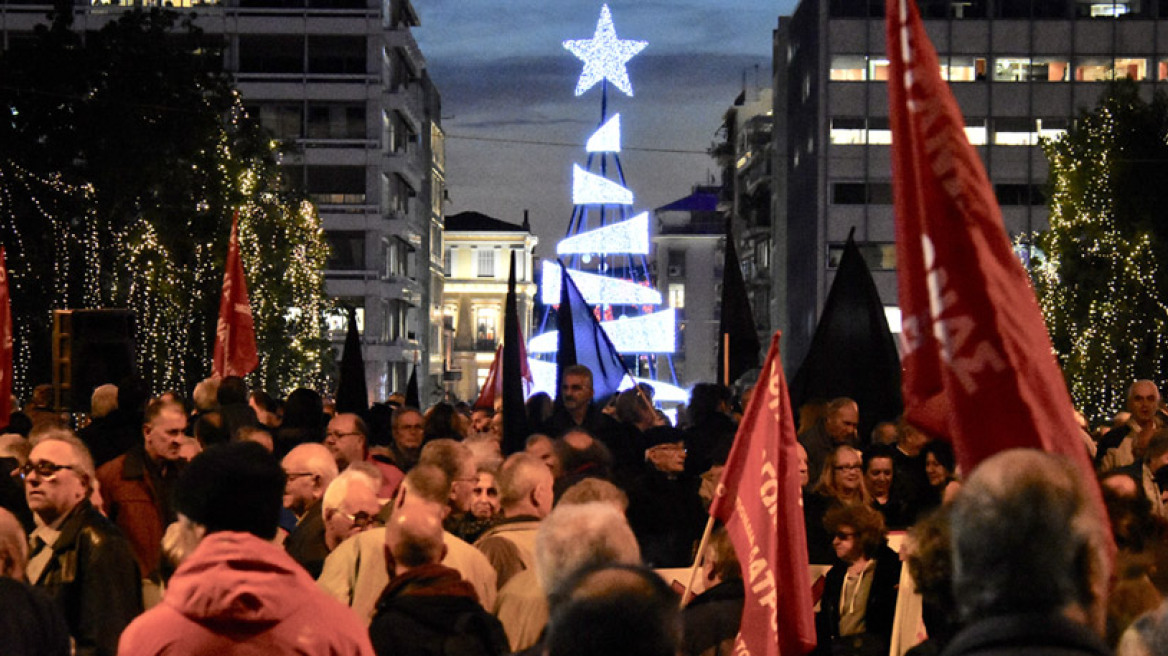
[528,4,681,398]
[1033,81,1168,421]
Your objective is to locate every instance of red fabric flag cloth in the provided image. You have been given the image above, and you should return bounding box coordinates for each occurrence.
[0,247,11,429]
[886,0,1096,477]
[709,331,816,656]
[473,345,503,411]
[212,212,258,378]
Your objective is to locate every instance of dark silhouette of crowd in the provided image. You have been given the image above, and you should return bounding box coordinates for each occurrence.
[2,370,1168,656]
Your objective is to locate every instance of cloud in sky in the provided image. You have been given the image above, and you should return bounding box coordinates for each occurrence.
[413,1,798,254]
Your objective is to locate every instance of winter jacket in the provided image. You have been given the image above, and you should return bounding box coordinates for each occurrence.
[369,563,508,656]
[96,443,180,579]
[32,499,142,656]
[681,578,745,656]
[118,531,373,655]
[318,526,497,623]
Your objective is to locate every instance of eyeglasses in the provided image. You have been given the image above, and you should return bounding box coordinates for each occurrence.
[834,464,862,471]
[284,471,316,483]
[325,430,362,441]
[332,509,380,529]
[19,460,81,481]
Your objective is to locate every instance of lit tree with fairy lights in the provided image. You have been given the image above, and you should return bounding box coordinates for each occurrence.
[0,9,331,398]
[1033,80,1168,422]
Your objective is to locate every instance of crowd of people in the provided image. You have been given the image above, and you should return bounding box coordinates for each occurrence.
[2,367,1168,656]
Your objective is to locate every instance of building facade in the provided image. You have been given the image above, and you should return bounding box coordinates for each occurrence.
[0,0,442,402]
[442,211,538,404]
[714,88,774,346]
[774,0,1167,367]
[653,187,722,388]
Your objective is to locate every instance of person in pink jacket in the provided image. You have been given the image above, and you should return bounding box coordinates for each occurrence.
[118,441,373,656]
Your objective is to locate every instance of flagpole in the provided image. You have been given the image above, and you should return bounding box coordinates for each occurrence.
[680,516,716,608]
[722,333,730,386]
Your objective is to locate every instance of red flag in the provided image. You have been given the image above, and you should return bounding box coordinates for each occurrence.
[212,212,258,378]
[0,248,11,428]
[886,0,1093,475]
[474,345,503,411]
[709,331,815,656]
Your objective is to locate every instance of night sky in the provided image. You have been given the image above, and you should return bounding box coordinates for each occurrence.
[414,1,800,256]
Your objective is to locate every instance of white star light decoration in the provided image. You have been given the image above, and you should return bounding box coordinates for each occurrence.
[563,4,647,97]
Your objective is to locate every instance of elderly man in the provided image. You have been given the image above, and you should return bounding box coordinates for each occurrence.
[322,468,383,551]
[941,449,1111,656]
[25,431,141,656]
[415,439,478,537]
[1099,380,1165,471]
[324,412,403,498]
[97,398,187,598]
[1112,431,1168,520]
[495,500,641,651]
[799,397,860,485]
[282,443,338,578]
[317,465,498,622]
[369,501,509,656]
[118,442,373,655]
[474,453,555,589]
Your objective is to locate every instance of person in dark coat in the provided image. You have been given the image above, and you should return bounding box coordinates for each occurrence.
[683,383,737,477]
[281,443,339,578]
[625,427,706,568]
[681,527,744,656]
[940,450,1112,656]
[23,432,142,656]
[371,502,508,656]
[0,506,71,656]
[815,504,901,656]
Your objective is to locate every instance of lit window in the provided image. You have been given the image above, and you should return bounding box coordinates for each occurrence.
[941,56,986,82]
[829,56,867,81]
[668,284,685,309]
[1076,57,1146,81]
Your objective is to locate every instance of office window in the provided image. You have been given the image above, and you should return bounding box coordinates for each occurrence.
[942,56,986,82]
[238,35,303,74]
[1076,57,1147,82]
[827,242,896,270]
[830,56,868,81]
[307,104,365,140]
[250,104,302,140]
[307,36,366,75]
[326,232,365,270]
[307,166,365,205]
[995,184,1046,206]
[832,183,867,205]
[830,117,867,145]
[668,284,685,309]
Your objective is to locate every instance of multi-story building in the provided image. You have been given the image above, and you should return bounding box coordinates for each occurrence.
[0,0,441,402]
[773,0,1163,367]
[653,187,723,387]
[713,88,774,345]
[442,211,538,403]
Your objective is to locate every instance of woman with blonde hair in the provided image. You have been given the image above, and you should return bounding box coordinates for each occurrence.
[805,445,870,563]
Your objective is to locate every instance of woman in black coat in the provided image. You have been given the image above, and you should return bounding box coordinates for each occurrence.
[814,504,901,656]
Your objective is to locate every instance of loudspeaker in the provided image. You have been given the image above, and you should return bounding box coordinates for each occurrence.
[53,310,137,413]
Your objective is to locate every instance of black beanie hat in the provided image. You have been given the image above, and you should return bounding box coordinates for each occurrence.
[174,441,284,540]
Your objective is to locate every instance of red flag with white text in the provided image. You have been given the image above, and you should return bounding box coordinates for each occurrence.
[709,331,815,656]
[0,248,11,428]
[212,212,258,378]
[886,0,1094,475]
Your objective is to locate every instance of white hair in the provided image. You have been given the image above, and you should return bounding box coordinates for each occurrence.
[534,502,641,593]
[322,467,380,515]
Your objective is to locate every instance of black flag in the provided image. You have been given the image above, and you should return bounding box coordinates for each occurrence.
[501,252,530,454]
[790,230,903,442]
[556,262,628,404]
[335,307,369,415]
[717,221,761,385]
[404,364,419,409]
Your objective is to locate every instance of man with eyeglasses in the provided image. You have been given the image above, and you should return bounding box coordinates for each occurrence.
[800,397,860,486]
[97,398,189,603]
[24,431,141,656]
[624,427,706,568]
[282,443,338,578]
[322,469,383,551]
[324,413,403,498]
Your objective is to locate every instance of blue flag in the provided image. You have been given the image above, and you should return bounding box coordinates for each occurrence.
[556,262,629,403]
